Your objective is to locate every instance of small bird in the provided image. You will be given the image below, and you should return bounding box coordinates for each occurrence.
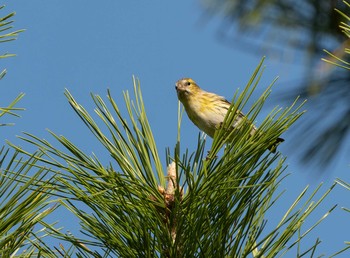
[175,78,284,153]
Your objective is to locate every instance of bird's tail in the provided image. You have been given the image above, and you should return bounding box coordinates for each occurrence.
[268,137,285,153]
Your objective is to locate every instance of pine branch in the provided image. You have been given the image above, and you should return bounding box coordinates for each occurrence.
[8,60,343,256]
[0,148,58,257]
[0,6,24,126]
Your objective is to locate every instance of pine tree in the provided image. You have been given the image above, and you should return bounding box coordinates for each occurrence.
[2,3,350,255]
[8,60,344,257]
[0,6,57,257]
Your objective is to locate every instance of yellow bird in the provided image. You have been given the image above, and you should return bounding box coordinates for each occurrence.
[175,78,284,153]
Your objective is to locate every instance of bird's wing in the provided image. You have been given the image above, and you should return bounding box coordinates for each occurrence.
[223,98,231,106]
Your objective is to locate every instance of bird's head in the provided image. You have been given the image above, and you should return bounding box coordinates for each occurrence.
[175,78,201,102]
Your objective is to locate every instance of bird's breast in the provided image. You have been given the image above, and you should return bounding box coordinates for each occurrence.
[184,99,227,138]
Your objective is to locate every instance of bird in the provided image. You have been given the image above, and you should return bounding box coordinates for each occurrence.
[175,78,284,153]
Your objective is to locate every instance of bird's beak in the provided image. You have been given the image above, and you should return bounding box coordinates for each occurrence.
[175,82,180,92]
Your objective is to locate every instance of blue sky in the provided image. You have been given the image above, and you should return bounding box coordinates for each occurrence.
[2,1,350,256]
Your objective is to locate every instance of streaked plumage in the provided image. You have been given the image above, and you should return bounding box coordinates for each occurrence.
[175,78,284,152]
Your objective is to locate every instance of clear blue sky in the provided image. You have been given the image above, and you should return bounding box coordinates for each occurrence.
[2,1,350,256]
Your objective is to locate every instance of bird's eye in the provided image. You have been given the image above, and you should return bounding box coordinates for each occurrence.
[185,81,191,86]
